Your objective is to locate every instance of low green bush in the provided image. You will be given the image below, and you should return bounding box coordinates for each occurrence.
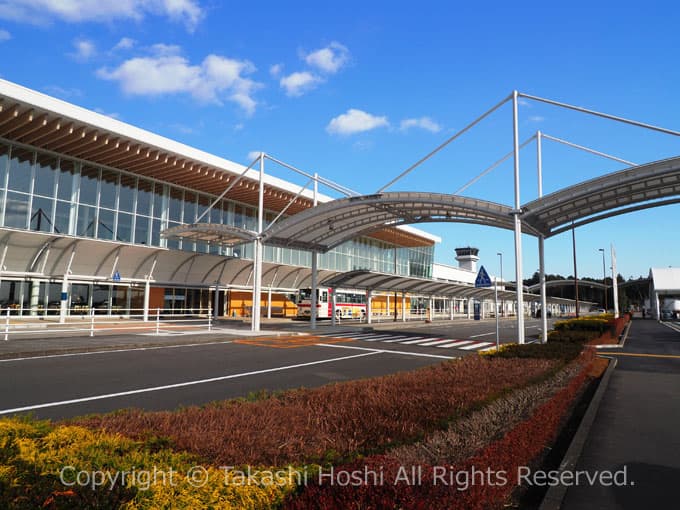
[485,342,584,361]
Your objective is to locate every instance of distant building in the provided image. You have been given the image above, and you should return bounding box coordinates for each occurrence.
[648,267,680,319]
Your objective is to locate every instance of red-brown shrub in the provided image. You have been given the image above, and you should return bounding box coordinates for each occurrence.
[72,357,557,466]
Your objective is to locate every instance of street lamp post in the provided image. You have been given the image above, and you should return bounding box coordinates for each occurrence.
[599,248,608,311]
[497,252,503,316]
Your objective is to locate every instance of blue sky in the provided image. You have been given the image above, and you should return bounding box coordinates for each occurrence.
[1,0,679,281]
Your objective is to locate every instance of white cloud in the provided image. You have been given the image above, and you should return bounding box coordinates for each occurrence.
[0,0,204,32]
[326,109,389,136]
[113,37,135,51]
[70,38,96,60]
[269,63,283,77]
[528,115,545,123]
[97,51,262,115]
[279,71,322,97]
[247,151,263,162]
[0,28,10,41]
[399,116,442,133]
[304,41,349,74]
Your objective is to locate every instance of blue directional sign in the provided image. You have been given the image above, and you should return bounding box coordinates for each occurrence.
[475,265,492,288]
[112,270,121,282]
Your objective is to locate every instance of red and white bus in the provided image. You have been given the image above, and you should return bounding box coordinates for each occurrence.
[296,287,367,320]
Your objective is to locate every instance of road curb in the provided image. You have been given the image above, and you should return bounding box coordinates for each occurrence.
[538,355,618,510]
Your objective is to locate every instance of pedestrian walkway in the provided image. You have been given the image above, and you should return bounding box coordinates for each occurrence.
[314,330,496,351]
[555,320,680,509]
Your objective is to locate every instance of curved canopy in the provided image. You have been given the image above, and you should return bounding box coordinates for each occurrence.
[522,155,680,237]
[263,192,538,253]
[162,223,257,246]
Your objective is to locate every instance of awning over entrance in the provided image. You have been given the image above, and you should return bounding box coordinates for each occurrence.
[320,269,585,306]
[161,223,257,246]
[262,192,540,253]
[522,155,680,237]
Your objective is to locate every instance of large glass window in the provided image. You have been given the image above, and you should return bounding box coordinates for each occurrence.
[7,147,33,193]
[134,215,149,245]
[33,153,58,198]
[77,205,97,237]
[57,159,76,201]
[4,191,29,229]
[117,213,133,243]
[30,195,54,232]
[0,143,9,190]
[183,192,196,223]
[99,170,119,210]
[54,200,70,234]
[79,166,99,206]
[119,174,136,213]
[136,179,152,216]
[169,187,183,222]
[152,183,164,219]
[97,209,115,240]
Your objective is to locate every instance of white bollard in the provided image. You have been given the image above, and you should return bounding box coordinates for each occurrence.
[90,308,95,337]
[156,308,160,335]
[4,308,9,341]
[208,305,212,332]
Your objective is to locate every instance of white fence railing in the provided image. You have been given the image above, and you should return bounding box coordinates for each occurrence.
[2,307,212,341]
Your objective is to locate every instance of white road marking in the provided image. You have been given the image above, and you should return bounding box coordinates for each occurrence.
[317,343,455,359]
[383,336,424,343]
[0,351,381,415]
[0,341,234,363]
[439,340,474,347]
[400,337,441,344]
[469,332,496,338]
[417,339,453,347]
[364,335,410,342]
[436,341,467,348]
[459,342,493,350]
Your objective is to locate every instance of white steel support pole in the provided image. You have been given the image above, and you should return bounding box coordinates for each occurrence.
[331,289,337,326]
[251,153,265,332]
[512,90,526,344]
[214,285,220,319]
[267,287,272,319]
[60,246,76,324]
[402,292,406,322]
[450,297,454,320]
[611,244,620,318]
[367,289,372,324]
[537,130,548,343]
[310,173,319,330]
[143,279,151,322]
[495,277,500,352]
[4,308,9,341]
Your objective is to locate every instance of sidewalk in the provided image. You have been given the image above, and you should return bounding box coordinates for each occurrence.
[554,320,680,509]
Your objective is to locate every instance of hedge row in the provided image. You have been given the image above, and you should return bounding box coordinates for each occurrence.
[283,353,598,509]
[73,357,558,467]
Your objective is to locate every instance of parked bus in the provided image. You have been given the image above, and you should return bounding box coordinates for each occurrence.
[296,287,367,320]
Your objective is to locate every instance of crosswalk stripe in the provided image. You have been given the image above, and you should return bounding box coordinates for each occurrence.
[363,335,410,342]
[438,340,474,348]
[400,337,442,345]
[383,336,422,343]
[436,341,468,348]
[418,339,453,346]
[351,334,395,341]
[459,342,494,350]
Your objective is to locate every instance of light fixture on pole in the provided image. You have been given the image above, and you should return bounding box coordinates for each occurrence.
[598,248,608,311]
[497,252,503,316]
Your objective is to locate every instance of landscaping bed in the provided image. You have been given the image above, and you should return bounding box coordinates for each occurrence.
[0,319,623,509]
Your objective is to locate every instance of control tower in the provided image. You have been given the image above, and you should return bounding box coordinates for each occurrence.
[455,246,480,272]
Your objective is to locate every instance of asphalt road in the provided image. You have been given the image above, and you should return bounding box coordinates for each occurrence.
[561,319,680,509]
[0,316,554,421]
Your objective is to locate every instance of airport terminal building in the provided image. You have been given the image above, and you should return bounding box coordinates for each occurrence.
[0,79,440,319]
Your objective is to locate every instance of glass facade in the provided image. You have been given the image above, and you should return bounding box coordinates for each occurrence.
[0,140,434,278]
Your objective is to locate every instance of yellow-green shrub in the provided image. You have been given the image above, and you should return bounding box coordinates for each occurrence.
[0,417,297,509]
